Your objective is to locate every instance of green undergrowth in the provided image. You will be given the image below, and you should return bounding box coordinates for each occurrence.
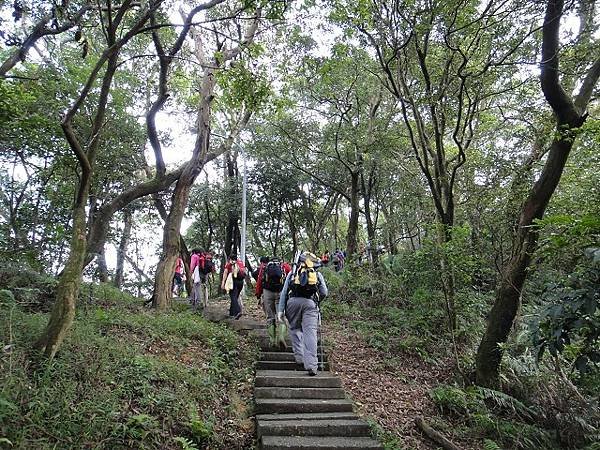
[0,284,259,449]
[430,384,600,450]
[321,264,489,360]
[430,384,555,449]
[321,264,599,449]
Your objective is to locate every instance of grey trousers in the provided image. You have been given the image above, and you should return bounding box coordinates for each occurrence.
[285,296,319,371]
[262,289,279,326]
[192,281,208,309]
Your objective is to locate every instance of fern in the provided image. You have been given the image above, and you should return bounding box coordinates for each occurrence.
[483,439,502,450]
[173,436,199,450]
[475,386,538,421]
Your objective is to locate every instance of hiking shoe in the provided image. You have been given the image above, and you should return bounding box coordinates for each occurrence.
[307,368,317,376]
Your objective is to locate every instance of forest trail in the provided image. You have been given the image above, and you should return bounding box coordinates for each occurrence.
[204,301,383,449]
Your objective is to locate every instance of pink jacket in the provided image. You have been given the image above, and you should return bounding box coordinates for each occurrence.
[190,253,200,274]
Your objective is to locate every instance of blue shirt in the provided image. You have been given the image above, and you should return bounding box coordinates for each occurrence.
[277,271,328,313]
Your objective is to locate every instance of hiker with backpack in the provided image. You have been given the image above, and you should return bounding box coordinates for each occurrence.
[195,250,215,309]
[221,253,246,319]
[253,256,269,282]
[332,249,345,272]
[277,252,328,376]
[172,256,185,297]
[256,256,291,348]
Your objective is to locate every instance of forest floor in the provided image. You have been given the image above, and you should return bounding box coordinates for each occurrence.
[225,292,474,450]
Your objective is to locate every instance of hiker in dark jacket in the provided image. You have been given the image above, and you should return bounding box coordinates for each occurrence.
[277,252,328,376]
[256,257,291,347]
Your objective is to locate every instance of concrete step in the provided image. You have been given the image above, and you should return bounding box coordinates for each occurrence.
[261,436,383,449]
[230,320,266,331]
[252,329,323,343]
[261,352,328,362]
[258,340,294,352]
[257,361,330,371]
[256,371,342,388]
[258,340,329,353]
[255,398,353,414]
[203,308,230,322]
[256,412,360,422]
[255,387,346,399]
[257,418,371,438]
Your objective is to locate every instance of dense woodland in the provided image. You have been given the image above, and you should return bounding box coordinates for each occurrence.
[1,0,599,449]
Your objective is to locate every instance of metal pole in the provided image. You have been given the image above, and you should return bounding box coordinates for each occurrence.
[239,142,248,310]
[240,143,247,266]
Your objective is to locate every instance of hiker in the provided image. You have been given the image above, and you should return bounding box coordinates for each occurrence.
[189,248,203,309]
[335,249,345,271]
[277,252,328,376]
[332,250,341,272]
[172,256,185,297]
[221,253,246,319]
[253,256,269,283]
[321,250,330,266]
[256,256,291,348]
[196,250,215,309]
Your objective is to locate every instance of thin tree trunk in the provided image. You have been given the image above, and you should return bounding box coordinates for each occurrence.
[346,171,360,256]
[97,245,109,282]
[114,208,132,288]
[361,168,377,263]
[437,221,457,331]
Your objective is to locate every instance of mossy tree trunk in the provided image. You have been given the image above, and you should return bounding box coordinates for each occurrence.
[34,2,159,358]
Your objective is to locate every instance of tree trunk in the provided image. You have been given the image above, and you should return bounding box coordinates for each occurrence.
[35,32,123,357]
[114,208,132,288]
[151,178,190,309]
[97,244,109,282]
[475,136,580,386]
[151,65,217,309]
[224,151,240,259]
[346,170,360,256]
[475,0,600,386]
[361,167,377,264]
[287,206,298,254]
[437,220,457,331]
[35,192,88,359]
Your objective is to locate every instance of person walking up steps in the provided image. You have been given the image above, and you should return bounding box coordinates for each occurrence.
[189,248,202,308]
[221,253,246,319]
[196,250,215,309]
[172,256,185,297]
[277,252,328,376]
[256,256,291,348]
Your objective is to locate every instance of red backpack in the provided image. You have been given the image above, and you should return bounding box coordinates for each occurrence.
[199,252,214,275]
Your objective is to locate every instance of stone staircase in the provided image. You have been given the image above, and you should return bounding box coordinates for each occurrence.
[209,307,382,450]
